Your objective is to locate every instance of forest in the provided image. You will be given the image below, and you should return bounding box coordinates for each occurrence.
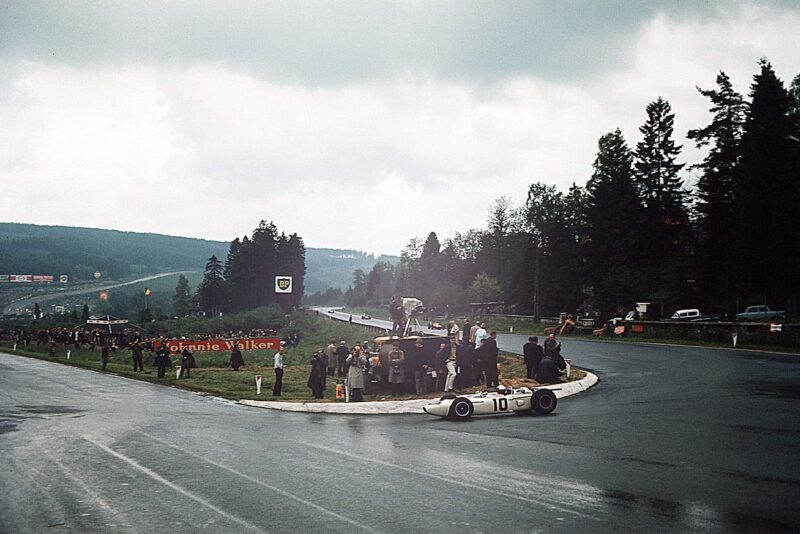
[343,60,800,321]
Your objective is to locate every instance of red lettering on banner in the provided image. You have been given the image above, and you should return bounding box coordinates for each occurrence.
[154,338,281,353]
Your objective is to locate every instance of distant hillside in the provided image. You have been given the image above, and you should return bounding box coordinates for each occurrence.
[0,223,229,281]
[0,223,396,292]
[305,248,398,293]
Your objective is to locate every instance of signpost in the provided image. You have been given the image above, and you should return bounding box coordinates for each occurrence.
[275,276,293,293]
[255,375,262,395]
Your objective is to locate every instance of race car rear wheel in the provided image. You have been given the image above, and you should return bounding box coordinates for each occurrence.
[449,397,474,420]
[531,389,557,414]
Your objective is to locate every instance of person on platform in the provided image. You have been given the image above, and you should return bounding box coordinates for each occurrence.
[229,341,245,371]
[179,348,196,378]
[523,336,543,379]
[346,346,368,402]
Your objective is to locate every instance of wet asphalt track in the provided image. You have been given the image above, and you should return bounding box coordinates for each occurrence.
[1,333,799,532]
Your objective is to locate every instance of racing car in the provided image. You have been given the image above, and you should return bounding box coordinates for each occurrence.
[423,385,558,420]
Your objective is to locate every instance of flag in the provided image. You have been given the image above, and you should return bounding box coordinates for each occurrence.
[145,288,153,296]
[99,290,109,301]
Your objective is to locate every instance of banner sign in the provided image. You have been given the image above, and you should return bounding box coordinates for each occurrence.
[33,275,54,282]
[275,275,293,293]
[0,275,8,282]
[770,323,783,333]
[10,274,33,282]
[155,338,281,353]
[613,325,626,335]
[631,324,644,333]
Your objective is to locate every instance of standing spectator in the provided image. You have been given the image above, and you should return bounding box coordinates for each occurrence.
[448,320,460,342]
[153,343,172,378]
[229,341,245,371]
[455,338,474,389]
[483,331,500,388]
[444,337,458,392]
[131,340,144,372]
[412,339,429,395]
[273,346,285,396]
[346,346,367,402]
[101,340,110,370]
[544,333,560,358]
[48,339,57,358]
[325,340,337,377]
[307,350,326,399]
[474,323,488,346]
[469,321,480,345]
[462,319,471,343]
[387,339,406,397]
[523,336,543,379]
[335,341,350,377]
[179,348,196,378]
[535,353,560,384]
[434,342,449,391]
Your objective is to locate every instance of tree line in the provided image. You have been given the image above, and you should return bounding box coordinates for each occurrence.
[344,60,800,320]
[194,221,306,315]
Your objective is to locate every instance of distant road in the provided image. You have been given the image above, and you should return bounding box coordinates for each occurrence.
[2,271,196,315]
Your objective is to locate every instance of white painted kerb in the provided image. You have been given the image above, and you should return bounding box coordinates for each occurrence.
[239,371,598,415]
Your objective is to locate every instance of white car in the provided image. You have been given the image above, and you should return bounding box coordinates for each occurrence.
[423,386,558,420]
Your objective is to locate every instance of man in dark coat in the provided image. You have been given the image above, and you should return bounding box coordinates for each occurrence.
[179,348,196,378]
[535,355,560,384]
[101,340,110,370]
[482,331,500,388]
[131,340,144,371]
[153,342,172,378]
[229,341,245,371]
[335,341,350,377]
[455,339,474,389]
[523,336,543,379]
[307,350,326,399]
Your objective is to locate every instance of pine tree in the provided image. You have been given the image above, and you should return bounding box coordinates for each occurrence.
[81,304,90,322]
[737,59,799,308]
[687,71,746,313]
[584,129,645,317]
[172,274,192,317]
[633,97,688,293]
[197,255,226,315]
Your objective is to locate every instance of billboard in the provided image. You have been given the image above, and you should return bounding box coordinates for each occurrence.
[154,338,281,353]
[275,275,293,293]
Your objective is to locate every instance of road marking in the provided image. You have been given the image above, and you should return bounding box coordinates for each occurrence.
[138,431,379,533]
[299,441,595,519]
[82,436,267,533]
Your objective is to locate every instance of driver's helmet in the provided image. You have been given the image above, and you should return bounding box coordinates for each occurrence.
[496,385,511,395]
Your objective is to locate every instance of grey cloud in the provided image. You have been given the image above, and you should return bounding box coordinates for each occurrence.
[2,1,796,85]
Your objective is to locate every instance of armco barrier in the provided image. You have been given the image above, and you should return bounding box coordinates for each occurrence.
[616,320,800,349]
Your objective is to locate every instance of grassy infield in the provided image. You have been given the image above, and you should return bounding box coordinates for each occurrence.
[3,310,585,402]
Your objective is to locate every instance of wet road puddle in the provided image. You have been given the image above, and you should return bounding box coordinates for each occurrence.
[0,405,85,434]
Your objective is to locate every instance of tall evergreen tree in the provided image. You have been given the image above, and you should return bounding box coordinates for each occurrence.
[633,97,688,293]
[81,304,90,322]
[687,71,746,313]
[737,59,799,309]
[172,274,192,317]
[196,254,226,315]
[584,129,645,316]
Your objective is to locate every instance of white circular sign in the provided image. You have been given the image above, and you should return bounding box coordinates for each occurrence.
[94,271,101,279]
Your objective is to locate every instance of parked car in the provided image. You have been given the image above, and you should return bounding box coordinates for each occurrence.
[662,309,721,322]
[423,386,558,420]
[735,305,786,322]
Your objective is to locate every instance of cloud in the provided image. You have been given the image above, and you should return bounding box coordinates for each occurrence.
[0,2,799,256]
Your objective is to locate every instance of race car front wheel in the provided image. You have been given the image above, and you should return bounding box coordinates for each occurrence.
[449,398,474,420]
[531,389,557,414]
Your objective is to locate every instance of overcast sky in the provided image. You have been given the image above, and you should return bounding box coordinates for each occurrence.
[1,1,799,255]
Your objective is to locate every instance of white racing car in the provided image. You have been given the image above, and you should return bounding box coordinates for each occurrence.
[423,385,558,420]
